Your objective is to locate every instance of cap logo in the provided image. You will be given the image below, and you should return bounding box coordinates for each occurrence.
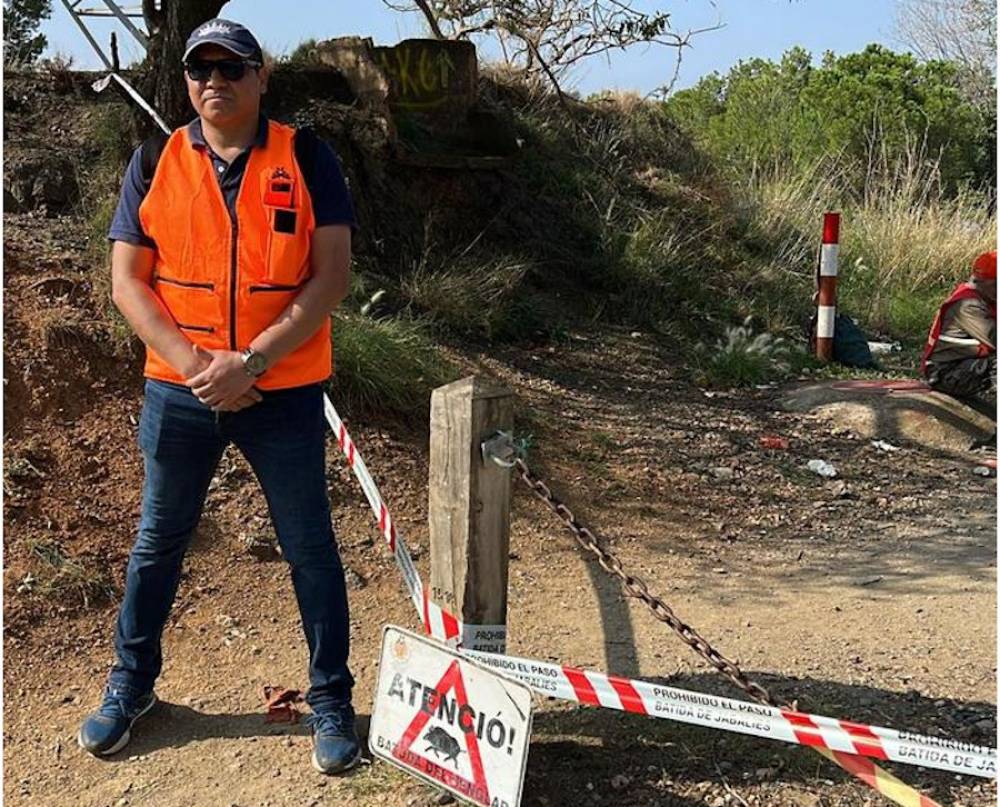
[196,20,234,37]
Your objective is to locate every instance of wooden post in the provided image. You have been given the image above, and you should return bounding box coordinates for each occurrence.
[429,376,514,653]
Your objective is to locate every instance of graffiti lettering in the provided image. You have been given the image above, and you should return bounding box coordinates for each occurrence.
[374,41,464,111]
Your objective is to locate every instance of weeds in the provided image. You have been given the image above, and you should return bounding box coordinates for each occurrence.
[693,317,804,387]
[77,103,141,354]
[22,538,114,608]
[401,254,533,338]
[732,147,995,341]
[329,312,455,419]
[3,456,45,497]
[37,52,77,93]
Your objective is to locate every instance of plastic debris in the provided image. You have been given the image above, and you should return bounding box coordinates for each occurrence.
[760,435,790,450]
[972,465,993,477]
[871,440,900,452]
[263,686,304,723]
[806,459,838,478]
[867,341,902,355]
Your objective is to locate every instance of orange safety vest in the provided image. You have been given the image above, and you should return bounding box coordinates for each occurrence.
[138,120,330,390]
[920,282,996,375]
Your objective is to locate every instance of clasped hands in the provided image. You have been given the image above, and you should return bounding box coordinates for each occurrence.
[185,344,262,412]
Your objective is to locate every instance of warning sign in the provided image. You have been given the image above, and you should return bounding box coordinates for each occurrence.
[369,626,533,807]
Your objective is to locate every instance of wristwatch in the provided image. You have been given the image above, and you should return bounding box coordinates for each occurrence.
[241,347,268,378]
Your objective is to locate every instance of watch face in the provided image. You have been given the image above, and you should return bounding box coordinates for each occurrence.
[246,352,268,374]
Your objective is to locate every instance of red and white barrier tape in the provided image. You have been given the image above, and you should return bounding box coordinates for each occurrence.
[322,393,996,795]
[323,396,461,643]
[463,650,995,780]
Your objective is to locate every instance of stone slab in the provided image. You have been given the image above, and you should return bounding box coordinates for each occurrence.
[781,380,996,454]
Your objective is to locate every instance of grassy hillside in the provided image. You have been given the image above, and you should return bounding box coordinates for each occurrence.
[6,58,994,414]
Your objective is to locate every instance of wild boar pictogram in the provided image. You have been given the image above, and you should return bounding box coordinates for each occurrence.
[423,726,464,766]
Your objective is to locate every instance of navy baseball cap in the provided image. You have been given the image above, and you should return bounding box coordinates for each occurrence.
[183,19,263,63]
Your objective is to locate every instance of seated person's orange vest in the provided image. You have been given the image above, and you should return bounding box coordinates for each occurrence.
[138,120,331,390]
[920,251,996,376]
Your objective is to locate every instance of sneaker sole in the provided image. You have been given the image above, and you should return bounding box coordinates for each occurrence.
[312,746,361,775]
[77,692,158,756]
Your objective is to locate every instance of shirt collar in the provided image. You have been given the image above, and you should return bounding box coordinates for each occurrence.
[187,114,269,151]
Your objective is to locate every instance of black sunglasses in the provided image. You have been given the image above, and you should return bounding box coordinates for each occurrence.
[185,58,260,82]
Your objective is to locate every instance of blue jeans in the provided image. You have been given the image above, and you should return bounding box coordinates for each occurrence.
[109,379,353,713]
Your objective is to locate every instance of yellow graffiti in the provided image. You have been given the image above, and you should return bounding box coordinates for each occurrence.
[375,43,458,110]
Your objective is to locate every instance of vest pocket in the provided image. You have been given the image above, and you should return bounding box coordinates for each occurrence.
[249,281,304,293]
[246,285,298,334]
[154,275,214,290]
[154,275,222,335]
[265,208,309,285]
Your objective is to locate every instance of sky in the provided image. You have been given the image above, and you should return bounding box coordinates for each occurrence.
[41,0,903,95]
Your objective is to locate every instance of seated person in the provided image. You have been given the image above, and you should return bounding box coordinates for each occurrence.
[921,250,996,412]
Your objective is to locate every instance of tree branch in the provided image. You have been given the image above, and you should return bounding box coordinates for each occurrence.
[521,29,571,110]
[412,0,447,39]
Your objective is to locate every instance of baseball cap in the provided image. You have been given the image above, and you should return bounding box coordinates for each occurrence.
[972,250,996,280]
[183,19,263,63]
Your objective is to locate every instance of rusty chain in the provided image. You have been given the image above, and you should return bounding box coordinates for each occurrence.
[513,456,785,710]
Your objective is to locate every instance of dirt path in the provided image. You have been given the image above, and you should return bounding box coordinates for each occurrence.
[4,256,996,807]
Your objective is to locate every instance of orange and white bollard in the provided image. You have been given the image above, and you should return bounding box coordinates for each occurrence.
[815,212,840,361]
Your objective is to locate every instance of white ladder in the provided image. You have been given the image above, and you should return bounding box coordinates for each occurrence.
[58,0,150,69]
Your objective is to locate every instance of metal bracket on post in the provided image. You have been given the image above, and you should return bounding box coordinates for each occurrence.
[481,431,518,469]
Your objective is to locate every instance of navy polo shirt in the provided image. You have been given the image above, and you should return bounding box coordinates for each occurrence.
[108,115,358,249]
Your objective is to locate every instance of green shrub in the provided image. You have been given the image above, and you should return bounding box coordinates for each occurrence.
[694,318,803,387]
[400,254,532,338]
[284,38,320,65]
[885,289,943,339]
[328,312,455,419]
[666,44,992,192]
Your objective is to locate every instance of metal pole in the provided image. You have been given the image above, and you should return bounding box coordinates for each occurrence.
[108,73,170,133]
[59,0,114,70]
[98,0,149,49]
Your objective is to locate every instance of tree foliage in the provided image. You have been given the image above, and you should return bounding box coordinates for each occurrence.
[893,0,996,112]
[665,44,993,192]
[3,0,51,67]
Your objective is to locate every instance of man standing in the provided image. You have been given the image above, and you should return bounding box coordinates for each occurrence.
[922,250,997,411]
[77,19,361,774]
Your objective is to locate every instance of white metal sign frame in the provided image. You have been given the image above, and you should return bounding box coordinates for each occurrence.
[369,625,533,807]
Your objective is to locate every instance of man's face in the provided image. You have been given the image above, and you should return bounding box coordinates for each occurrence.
[185,43,269,127]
